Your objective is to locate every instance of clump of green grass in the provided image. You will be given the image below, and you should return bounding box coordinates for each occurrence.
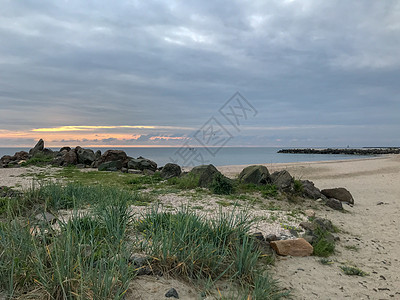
[210,173,234,195]
[340,265,368,276]
[136,205,288,298]
[319,258,334,265]
[0,184,135,299]
[167,173,200,190]
[312,227,335,257]
[293,179,303,194]
[344,245,360,252]
[20,153,53,167]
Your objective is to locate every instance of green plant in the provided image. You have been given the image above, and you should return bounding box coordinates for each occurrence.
[210,173,234,195]
[319,258,334,265]
[340,265,368,276]
[167,173,200,190]
[20,153,53,167]
[344,245,360,252]
[293,179,303,194]
[312,227,335,257]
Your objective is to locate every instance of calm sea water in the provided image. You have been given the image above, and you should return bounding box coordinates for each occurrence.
[0,147,368,167]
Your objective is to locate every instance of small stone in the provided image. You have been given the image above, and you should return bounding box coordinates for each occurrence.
[270,238,313,257]
[252,232,264,241]
[35,212,57,224]
[128,169,143,174]
[325,198,343,210]
[265,234,278,242]
[304,209,315,217]
[165,288,179,298]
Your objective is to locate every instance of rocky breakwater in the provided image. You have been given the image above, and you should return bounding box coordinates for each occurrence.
[277,147,400,155]
[0,139,177,176]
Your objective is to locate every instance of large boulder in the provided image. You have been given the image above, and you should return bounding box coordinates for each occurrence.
[270,238,313,257]
[62,150,78,166]
[301,180,323,199]
[29,139,45,156]
[97,150,127,165]
[12,151,29,161]
[189,164,221,188]
[98,160,123,172]
[127,157,157,172]
[238,165,270,185]
[321,187,354,204]
[161,163,182,179]
[76,147,96,165]
[270,170,293,191]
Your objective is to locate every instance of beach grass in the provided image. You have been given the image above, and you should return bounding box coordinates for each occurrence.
[0,182,288,299]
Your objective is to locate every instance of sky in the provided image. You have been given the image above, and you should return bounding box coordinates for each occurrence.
[0,0,399,148]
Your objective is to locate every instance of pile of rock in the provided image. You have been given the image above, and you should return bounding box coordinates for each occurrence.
[237,164,355,210]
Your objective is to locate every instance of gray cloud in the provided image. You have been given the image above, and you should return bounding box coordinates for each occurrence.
[0,0,399,146]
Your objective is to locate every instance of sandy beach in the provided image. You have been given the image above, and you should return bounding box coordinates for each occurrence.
[1,155,399,299]
[220,155,400,299]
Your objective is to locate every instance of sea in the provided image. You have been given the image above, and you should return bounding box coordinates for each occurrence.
[0,147,368,167]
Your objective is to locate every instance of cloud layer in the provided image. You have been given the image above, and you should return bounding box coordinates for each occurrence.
[1,0,399,147]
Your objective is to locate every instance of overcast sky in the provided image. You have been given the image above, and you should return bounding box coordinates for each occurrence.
[0,0,399,147]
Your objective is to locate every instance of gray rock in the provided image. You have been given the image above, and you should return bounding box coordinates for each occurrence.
[76,147,96,165]
[189,164,221,188]
[97,150,128,165]
[128,169,143,174]
[301,180,323,199]
[95,150,102,160]
[265,234,278,242]
[98,160,123,171]
[321,187,354,204]
[165,288,179,299]
[35,212,57,224]
[314,217,334,232]
[12,151,29,161]
[252,232,265,241]
[62,150,78,166]
[59,146,71,152]
[29,139,44,156]
[238,165,270,185]
[271,170,293,191]
[161,163,182,179]
[127,157,157,172]
[325,198,343,210]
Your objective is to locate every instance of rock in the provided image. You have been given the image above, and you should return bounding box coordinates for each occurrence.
[62,150,78,166]
[98,160,123,171]
[128,169,143,174]
[59,146,71,152]
[127,157,157,172]
[76,147,96,165]
[321,188,354,204]
[143,169,155,176]
[189,164,221,188]
[95,150,101,160]
[34,212,57,224]
[41,148,54,156]
[301,180,323,199]
[12,151,29,161]
[304,209,316,218]
[270,170,293,191]
[299,222,316,231]
[165,288,179,299]
[161,163,182,179]
[97,150,127,165]
[270,238,313,256]
[252,232,265,241]
[76,164,85,169]
[313,217,334,232]
[238,165,271,185]
[29,139,44,156]
[0,186,22,198]
[325,198,343,210]
[265,234,278,242]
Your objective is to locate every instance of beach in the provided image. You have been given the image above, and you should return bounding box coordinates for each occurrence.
[220,155,400,299]
[1,155,399,299]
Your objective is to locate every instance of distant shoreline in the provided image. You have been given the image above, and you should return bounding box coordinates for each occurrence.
[277,147,400,155]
